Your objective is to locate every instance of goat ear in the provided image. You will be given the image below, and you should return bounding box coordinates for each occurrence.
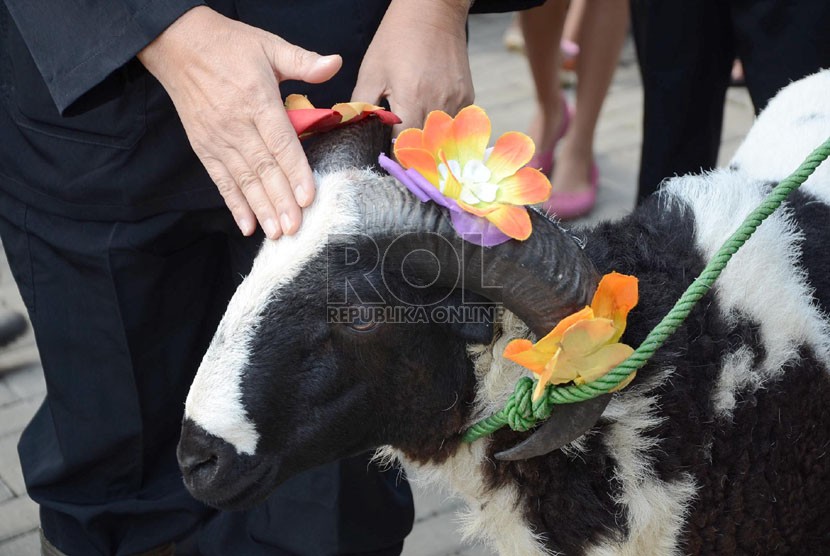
[494,395,610,461]
[442,290,494,344]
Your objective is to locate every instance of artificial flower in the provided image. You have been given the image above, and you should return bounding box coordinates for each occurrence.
[285,94,400,138]
[387,106,551,243]
[503,272,639,400]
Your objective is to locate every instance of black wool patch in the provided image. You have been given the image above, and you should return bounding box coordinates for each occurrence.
[783,189,830,316]
[484,192,830,554]
[684,348,830,554]
[484,195,714,553]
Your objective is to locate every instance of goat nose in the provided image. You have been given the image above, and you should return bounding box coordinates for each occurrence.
[178,419,224,481]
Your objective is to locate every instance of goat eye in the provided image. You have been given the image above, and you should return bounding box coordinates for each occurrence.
[348,316,378,333]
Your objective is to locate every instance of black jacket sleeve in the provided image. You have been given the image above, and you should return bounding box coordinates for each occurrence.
[470,0,545,14]
[2,0,203,114]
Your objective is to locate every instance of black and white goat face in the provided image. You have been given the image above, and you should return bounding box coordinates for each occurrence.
[177,151,597,510]
[177,119,597,509]
[178,171,497,509]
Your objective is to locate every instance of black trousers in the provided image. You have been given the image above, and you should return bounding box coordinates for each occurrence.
[631,0,830,201]
[0,191,413,556]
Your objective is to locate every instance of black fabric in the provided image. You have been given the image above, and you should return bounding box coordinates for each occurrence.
[0,190,413,556]
[2,0,207,114]
[0,0,543,222]
[470,0,544,14]
[0,0,392,221]
[631,0,830,201]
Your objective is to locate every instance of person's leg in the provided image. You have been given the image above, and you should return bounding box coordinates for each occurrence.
[631,0,733,201]
[731,0,830,114]
[193,452,413,556]
[550,0,629,200]
[560,0,586,70]
[0,196,243,555]
[520,0,569,175]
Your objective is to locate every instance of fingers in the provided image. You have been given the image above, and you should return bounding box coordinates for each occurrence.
[353,0,474,138]
[225,103,318,239]
[270,38,342,84]
[254,105,316,212]
[239,134,305,237]
[202,156,257,236]
[222,144,287,239]
[351,74,384,108]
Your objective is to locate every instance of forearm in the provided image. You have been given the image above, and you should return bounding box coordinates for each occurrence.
[385,0,471,35]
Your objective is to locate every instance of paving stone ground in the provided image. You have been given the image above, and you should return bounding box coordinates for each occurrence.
[0,12,753,556]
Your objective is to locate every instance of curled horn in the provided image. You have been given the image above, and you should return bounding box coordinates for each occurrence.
[310,119,608,459]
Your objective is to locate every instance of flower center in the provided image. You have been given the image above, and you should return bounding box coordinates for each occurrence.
[438,159,499,205]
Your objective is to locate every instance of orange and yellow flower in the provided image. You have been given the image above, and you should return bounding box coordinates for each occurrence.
[285,95,400,138]
[503,272,639,400]
[392,106,551,241]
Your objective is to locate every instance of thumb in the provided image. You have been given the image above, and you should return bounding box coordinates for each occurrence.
[269,38,342,84]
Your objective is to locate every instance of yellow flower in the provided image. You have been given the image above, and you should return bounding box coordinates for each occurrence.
[503,272,639,400]
[393,106,551,240]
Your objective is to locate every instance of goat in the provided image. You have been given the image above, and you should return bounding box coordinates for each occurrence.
[177,70,830,555]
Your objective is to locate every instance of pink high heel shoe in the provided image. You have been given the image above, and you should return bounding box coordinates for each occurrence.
[543,162,599,221]
[527,95,572,177]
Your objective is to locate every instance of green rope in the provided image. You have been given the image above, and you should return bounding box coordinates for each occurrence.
[462,136,830,444]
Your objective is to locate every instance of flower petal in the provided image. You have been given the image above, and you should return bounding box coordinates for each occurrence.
[459,187,482,206]
[559,317,617,358]
[473,181,499,203]
[332,102,385,122]
[456,200,498,217]
[286,109,342,137]
[395,148,440,186]
[495,167,552,205]
[462,159,493,186]
[533,350,578,400]
[486,131,536,182]
[423,111,457,161]
[503,339,551,375]
[485,204,532,240]
[437,151,463,199]
[395,128,426,153]
[536,306,594,351]
[591,272,639,341]
[285,94,316,110]
[332,102,361,122]
[452,105,491,164]
[409,169,460,211]
[571,343,634,384]
[373,110,402,126]
[544,350,580,384]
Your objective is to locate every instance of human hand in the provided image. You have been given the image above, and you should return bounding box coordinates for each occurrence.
[138,6,343,239]
[351,0,474,135]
